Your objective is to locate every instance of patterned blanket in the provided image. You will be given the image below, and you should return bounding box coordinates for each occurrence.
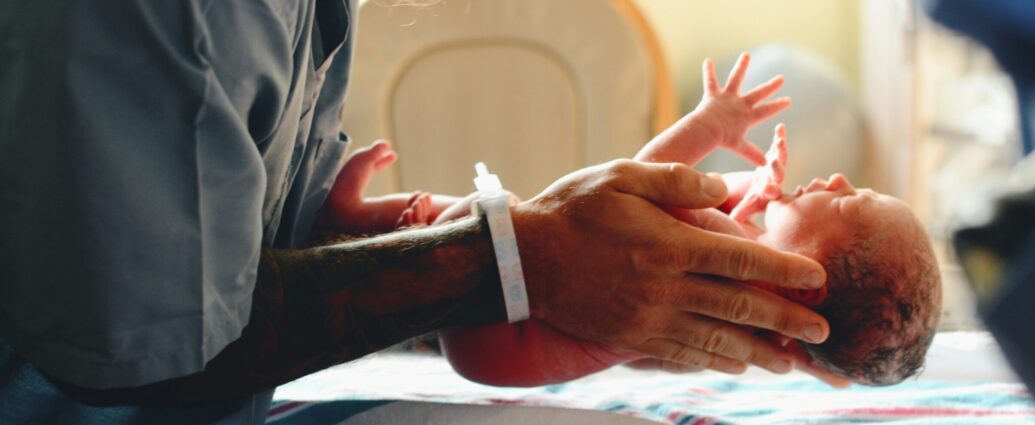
[269,332,1035,424]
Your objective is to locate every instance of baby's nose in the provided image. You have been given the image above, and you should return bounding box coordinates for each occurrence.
[826,173,854,192]
[806,178,828,192]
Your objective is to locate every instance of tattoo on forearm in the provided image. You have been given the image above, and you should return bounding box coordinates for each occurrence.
[55,216,505,406]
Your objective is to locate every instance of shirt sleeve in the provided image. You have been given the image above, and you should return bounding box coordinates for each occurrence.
[0,0,304,389]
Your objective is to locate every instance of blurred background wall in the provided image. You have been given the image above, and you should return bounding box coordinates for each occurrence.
[631,0,860,112]
[350,0,1021,331]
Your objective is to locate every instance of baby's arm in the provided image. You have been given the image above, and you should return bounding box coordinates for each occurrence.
[635,53,790,168]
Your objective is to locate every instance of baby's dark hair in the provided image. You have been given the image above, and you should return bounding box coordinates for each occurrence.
[801,203,942,386]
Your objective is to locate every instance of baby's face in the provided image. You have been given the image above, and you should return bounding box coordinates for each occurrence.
[762,174,906,255]
[762,175,940,385]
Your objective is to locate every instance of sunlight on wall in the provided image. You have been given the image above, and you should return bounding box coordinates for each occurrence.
[631,0,859,113]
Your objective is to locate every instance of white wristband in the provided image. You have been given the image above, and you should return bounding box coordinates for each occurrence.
[472,163,530,323]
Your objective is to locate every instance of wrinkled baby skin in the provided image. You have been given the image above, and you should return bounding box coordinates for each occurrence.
[717,128,941,385]
[756,174,942,386]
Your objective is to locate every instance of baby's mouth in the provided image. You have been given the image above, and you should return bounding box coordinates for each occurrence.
[769,186,805,209]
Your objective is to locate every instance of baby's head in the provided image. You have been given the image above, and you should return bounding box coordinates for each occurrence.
[763,174,942,386]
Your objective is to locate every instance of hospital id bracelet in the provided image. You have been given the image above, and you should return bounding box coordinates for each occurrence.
[472,162,530,323]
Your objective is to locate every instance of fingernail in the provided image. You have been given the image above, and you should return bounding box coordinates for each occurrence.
[771,358,792,373]
[802,270,825,288]
[804,324,825,343]
[702,175,726,198]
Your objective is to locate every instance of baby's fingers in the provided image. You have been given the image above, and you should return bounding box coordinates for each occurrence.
[769,124,789,161]
[732,140,766,166]
[769,124,789,172]
[725,52,751,94]
[744,75,785,105]
[768,160,785,186]
[752,97,792,123]
[703,58,721,94]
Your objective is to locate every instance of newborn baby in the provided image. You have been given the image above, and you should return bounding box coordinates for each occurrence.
[718,127,941,386]
[436,126,940,387]
[332,53,941,387]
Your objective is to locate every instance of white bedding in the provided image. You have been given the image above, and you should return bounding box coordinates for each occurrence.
[270,331,1031,424]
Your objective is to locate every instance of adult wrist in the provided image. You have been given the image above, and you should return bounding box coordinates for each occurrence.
[473,164,530,323]
[510,203,549,322]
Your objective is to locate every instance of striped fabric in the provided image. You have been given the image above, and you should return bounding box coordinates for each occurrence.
[270,333,1035,424]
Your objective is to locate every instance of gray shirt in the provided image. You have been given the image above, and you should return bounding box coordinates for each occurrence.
[0,0,355,389]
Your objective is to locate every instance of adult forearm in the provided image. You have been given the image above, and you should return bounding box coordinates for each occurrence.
[55,215,505,406]
[271,214,506,354]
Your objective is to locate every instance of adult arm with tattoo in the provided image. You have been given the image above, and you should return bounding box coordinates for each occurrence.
[54,216,504,405]
[54,160,830,406]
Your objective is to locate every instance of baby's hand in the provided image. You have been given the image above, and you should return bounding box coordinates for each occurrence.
[697,52,790,165]
[730,124,788,223]
[635,52,789,168]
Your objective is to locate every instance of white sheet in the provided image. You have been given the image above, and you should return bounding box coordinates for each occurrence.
[274,331,1020,402]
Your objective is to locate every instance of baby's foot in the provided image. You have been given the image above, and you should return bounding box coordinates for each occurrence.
[397,191,434,228]
[328,140,397,215]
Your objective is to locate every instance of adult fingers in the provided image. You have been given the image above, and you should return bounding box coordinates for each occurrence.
[665,313,794,374]
[733,140,766,166]
[659,278,829,344]
[702,58,721,94]
[786,342,853,388]
[669,226,826,289]
[752,97,792,122]
[606,160,728,210]
[743,75,785,105]
[636,339,748,374]
[725,52,751,94]
[622,358,705,373]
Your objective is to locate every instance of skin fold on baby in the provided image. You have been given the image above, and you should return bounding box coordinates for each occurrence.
[329,53,942,388]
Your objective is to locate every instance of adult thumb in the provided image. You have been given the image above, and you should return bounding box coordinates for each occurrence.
[606,160,727,209]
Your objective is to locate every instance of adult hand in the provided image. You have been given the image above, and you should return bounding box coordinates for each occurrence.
[512,159,829,374]
[623,358,705,374]
[784,340,853,388]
